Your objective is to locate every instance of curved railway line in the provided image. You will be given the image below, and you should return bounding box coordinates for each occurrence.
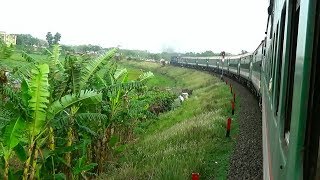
[174,64,263,179]
[171,0,320,179]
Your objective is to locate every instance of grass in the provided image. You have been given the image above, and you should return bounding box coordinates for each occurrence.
[102,60,239,179]
[0,51,61,70]
[0,52,29,69]
[121,63,176,88]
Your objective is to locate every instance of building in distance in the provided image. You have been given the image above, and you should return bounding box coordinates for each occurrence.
[0,31,17,45]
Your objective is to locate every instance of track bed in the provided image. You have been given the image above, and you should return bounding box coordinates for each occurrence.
[220,76,263,179]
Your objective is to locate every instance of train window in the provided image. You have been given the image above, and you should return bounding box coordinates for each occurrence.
[269,30,277,93]
[267,39,272,83]
[264,38,267,56]
[272,25,279,95]
[270,14,274,39]
[284,4,300,144]
[275,5,287,116]
[266,40,272,85]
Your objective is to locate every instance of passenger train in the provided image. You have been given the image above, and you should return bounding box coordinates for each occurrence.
[171,0,319,179]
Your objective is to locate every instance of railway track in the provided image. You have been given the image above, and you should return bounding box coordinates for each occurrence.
[176,64,263,179]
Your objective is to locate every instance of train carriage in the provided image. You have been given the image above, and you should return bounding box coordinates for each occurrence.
[228,55,241,77]
[252,41,264,96]
[262,0,320,179]
[239,53,252,81]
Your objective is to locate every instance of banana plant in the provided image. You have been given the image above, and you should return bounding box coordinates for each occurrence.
[10,62,103,179]
[0,47,153,178]
[46,48,116,176]
[72,139,97,179]
[80,48,117,90]
[90,64,153,173]
[21,51,36,63]
[0,117,25,180]
[23,64,50,180]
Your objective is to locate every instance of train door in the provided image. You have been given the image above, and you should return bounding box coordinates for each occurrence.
[304,0,320,179]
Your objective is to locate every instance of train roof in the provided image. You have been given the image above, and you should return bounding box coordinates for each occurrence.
[179,52,253,60]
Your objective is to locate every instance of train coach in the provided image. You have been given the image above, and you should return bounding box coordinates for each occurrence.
[171,0,319,179]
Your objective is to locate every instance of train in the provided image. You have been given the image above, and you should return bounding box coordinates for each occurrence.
[171,0,319,179]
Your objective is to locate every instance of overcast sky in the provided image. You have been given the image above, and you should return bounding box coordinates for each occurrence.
[0,0,268,54]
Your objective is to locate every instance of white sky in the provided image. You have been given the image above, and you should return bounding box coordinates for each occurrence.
[0,0,268,54]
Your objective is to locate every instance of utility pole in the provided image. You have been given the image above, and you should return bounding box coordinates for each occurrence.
[221,51,226,79]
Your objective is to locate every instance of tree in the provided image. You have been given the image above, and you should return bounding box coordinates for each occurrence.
[201,50,216,57]
[0,39,14,59]
[53,32,61,45]
[16,34,47,52]
[16,34,36,46]
[61,45,75,54]
[46,32,54,47]
[241,50,248,54]
[91,45,102,53]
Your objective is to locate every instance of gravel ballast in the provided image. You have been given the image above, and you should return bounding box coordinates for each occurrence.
[221,76,263,180]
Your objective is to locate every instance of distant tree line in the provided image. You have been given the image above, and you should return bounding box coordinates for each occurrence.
[16,34,48,53]
[15,33,103,55]
[119,49,168,61]
[15,33,238,60]
[16,32,62,53]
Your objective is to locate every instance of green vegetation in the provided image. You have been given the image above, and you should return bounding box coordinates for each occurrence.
[0,45,180,179]
[46,32,61,47]
[0,35,238,179]
[0,40,14,60]
[125,68,176,88]
[16,34,47,53]
[102,61,238,179]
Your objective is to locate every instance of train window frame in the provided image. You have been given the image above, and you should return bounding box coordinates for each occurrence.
[268,28,274,81]
[271,24,279,95]
[264,37,267,56]
[267,36,273,86]
[283,3,300,145]
[269,30,277,94]
[270,13,274,39]
[274,4,287,116]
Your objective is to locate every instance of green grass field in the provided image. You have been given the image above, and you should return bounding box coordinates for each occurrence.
[102,61,239,179]
[0,51,62,70]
